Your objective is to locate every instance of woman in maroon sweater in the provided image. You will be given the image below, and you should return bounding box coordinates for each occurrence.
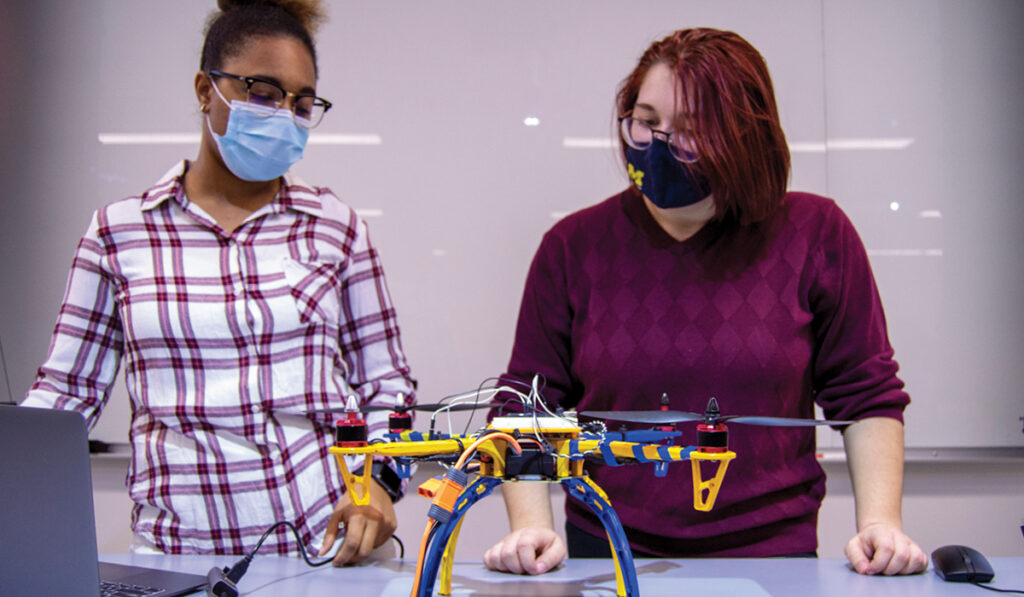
[483,28,927,576]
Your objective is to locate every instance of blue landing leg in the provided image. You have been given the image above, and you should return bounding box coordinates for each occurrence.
[416,475,638,597]
[560,476,639,597]
[418,475,503,597]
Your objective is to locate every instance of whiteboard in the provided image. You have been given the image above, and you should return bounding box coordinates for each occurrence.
[0,0,1021,448]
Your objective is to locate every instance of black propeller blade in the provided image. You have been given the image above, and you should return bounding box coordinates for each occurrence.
[581,396,852,427]
[718,415,851,427]
[305,402,489,416]
[579,410,704,425]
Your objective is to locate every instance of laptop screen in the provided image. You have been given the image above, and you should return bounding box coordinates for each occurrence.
[0,405,105,596]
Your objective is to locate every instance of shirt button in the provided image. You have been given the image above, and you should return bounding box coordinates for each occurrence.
[250,404,261,413]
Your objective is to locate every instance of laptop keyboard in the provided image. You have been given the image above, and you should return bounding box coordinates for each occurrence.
[100,580,163,596]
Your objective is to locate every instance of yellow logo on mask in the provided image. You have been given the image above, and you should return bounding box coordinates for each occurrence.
[627,163,644,189]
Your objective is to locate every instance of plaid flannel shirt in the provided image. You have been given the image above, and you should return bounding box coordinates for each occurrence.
[23,161,416,555]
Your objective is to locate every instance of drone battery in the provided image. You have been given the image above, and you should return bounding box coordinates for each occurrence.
[335,420,367,446]
[696,423,728,453]
[504,444,555,479]
[388,412,413,432]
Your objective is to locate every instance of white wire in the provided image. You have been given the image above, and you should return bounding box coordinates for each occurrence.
[429,385,533,434]
[428,378,585,467]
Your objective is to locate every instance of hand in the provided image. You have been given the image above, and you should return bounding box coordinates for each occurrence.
[844,522,927,575]
[319,478,397,566]
[482,527,566,575]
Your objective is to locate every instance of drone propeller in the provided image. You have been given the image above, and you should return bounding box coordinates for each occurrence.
[305,402,488,416]
[581,397,852,427]
[579,410,704,425]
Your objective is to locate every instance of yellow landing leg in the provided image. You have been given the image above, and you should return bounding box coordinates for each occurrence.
[438,517,466,596]
[333,452,373,506]
[690,451,736,511]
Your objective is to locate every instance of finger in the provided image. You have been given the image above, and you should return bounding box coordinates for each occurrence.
[380,510,398,539]
[908,543,929,574]
[845,537,871,575]
[890,536,927,575]
[319,508,344,557]
[333,514,366,567]
[866,535,895,575]
[516,537,540,576]
[482,545,498,571]
[499,539,526,574]
[374,509,397,549]
[355,517,379,561]
[533,536,567,574]
[881,535,910,576]
[485,544,508,572]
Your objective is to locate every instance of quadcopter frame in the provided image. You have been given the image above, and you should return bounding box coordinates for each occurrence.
[329,411,735,597]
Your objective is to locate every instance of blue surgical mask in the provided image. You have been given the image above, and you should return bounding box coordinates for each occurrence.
[625,139,710,209]
[206,83,309,182]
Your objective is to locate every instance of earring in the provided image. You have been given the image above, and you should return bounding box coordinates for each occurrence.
[200,103,208,113]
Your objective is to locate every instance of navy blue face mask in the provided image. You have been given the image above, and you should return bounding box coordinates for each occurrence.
[625,139,711,209]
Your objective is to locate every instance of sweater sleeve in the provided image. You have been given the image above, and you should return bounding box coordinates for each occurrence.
[22,211,124,429]
[809,203,909,423]
[492,229,578,415]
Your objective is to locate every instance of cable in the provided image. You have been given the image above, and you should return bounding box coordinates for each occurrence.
[409,520,438,597]
[972,583,1024,594]
[461,377,498,435]
[206,521,405,597]
[454,431,522,471]
[391,533,405,559]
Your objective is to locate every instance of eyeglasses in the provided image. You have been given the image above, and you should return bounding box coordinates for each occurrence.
[208,69,333,128]
[619,116,698,164]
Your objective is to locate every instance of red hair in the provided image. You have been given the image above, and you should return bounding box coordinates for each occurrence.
[616,28,790,225]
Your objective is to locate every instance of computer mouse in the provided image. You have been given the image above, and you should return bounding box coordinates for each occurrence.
[931,544,995,582]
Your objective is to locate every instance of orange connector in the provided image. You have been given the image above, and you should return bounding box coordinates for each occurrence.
[418,476,443,498]
[428,468,468,523]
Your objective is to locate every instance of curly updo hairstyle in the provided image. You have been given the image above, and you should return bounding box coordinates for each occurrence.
[200,0,326,76]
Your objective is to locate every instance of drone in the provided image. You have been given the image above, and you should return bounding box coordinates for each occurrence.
[320,383,848,597]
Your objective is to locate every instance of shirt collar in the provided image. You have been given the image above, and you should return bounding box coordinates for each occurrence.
[138,160,326,218]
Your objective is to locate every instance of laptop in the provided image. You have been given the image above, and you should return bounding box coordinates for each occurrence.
[0,405,207,596]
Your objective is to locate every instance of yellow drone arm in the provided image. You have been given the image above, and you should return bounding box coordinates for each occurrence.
[690,451,736,511]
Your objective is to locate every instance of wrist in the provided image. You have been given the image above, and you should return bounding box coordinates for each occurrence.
[354,461,402,503]
[857,519,901,532]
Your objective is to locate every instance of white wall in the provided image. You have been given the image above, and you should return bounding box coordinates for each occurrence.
[2,0,1022,562]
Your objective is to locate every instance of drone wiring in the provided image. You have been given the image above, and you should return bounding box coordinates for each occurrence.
[410,519,438,596]
[406,432,524,597]
[454,431,522,470]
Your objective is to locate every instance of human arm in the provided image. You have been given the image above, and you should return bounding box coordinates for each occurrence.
[21,211,123,426]
[483,482,566,574]
[842,416,927,575]
[334,213,417,483]
[806,201,922,574]
[307,212,411,565]
[484,230,575,574]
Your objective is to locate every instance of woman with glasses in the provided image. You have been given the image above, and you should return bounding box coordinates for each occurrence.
[484,28,927,576]
[23,0,415,566]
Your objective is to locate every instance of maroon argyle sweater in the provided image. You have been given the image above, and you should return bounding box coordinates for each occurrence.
[494,187,909,557]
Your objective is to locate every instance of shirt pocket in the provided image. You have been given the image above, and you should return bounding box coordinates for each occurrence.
[281,257,343,327]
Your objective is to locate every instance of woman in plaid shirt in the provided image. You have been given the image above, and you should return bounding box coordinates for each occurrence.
[22,0,416,565]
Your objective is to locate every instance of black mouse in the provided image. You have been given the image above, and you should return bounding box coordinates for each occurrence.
[931,544,995,582]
